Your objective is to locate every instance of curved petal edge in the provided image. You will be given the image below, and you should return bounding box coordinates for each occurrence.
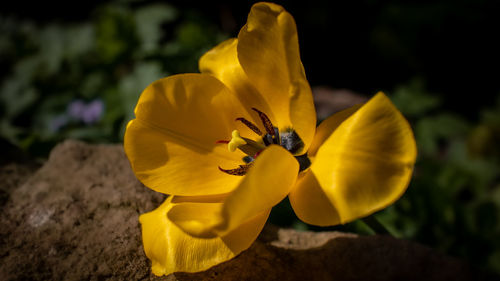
[139,197,269,276]
[291,92,417,225]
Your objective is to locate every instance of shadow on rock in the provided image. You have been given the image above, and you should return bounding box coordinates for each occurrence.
[175,226,497,281]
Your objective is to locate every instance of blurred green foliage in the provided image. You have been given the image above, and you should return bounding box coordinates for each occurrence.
[1,0,499,277]
[0,1,226,156]
[381,79,500,274]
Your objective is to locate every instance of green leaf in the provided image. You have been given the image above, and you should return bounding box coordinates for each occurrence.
[416,113,470,156]
[0,80,38,118]
[95,5,137,63]
[134,3,178,53]
[391,78,441,117]
[64,24,95,59]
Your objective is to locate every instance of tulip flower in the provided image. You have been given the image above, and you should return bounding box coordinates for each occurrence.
[124,2,416,276]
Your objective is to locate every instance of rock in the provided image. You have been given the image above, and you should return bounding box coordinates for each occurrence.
[0,162,40,210]
[312,86,368,120]
[174,226,486,281]
[0,140,496,281]
[0,140,165,281]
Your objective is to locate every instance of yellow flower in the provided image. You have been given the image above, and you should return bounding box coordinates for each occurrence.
[124,2,416,276]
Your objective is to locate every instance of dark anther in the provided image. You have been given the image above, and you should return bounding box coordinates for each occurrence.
[295,153,311,172]
[243,156,254,163]
[236,118,263,136]
[263,134,273,146]
[280,129,304,154]
[252,108,275,137]
[218,163,252,176]
[262,127,280,146]
[273,127,280,144]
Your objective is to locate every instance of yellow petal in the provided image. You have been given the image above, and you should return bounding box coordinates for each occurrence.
[167,145,299,237]
[140,196,269,276]
[237,2,316,151]
[290,92,417,225]
[307,104,362,157]
[124,73,259,196]
[289,172,341,226]
[289,104,361,225]
[199,38,273,122]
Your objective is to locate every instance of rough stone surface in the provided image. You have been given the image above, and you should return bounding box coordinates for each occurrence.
[175,226,487,281]
[0,140,165,281]
[0,140,496,281]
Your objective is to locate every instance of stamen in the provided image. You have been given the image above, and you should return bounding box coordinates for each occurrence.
[236,118,263,135]
[274,127,280,145]
[238,138,265,156]
[253,149,263,158]
[252,108,275,137]
[243,156,254,163]
[263,134,273,146]
[218,109,309,177]
[218,163,252,176]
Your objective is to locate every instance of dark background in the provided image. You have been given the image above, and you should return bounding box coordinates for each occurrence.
[3,0,500,119]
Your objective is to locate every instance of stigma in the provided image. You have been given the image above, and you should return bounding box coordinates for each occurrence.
[217,109,311,176]
[228,130,247,152]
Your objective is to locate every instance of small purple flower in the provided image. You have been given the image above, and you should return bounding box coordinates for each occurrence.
[66,99,105,125]
[82,99,104,124]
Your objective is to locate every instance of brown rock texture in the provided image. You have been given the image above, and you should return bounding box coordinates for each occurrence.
[0,140,165,280]
[312,86,368,120]
[0,140,496,281]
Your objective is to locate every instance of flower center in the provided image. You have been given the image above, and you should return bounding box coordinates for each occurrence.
[217,108,311,176]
